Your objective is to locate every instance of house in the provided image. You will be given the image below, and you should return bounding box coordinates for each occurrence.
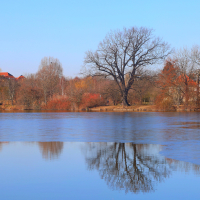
[0,72,25,80]
[16,75,25,80]
[0,72,15,79]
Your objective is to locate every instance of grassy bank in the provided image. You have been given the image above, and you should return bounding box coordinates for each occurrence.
[90,105,199,112]
[0,104,199,112]
[89,105,166,112]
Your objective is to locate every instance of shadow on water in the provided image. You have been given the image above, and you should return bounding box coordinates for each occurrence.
[171,122,200,129]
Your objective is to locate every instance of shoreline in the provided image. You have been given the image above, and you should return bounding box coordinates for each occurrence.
[89,105,199,112]
[0,105,199,112]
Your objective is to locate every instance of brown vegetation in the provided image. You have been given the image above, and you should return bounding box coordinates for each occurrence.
[1,32,200,111]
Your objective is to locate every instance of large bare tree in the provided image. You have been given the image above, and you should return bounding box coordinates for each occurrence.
[84,27,171,106]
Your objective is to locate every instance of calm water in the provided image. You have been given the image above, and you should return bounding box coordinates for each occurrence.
[0,112,200,199]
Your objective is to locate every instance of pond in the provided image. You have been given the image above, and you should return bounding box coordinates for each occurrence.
[0,112,200,199]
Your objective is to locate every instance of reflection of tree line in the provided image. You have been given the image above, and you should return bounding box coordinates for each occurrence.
[0,142,9,152]
[165,157,200,174]
[0,142,200,193]
[0,142,64,160]
[38,142,64,160]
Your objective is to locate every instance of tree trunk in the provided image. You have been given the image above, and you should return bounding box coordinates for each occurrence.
[122,90,130,106]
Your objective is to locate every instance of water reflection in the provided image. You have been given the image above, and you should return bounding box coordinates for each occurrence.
[0,112,200,165]
[83,143,170,193]
[172,122,200,129]
[0,142,9,152]
[38,142,64,160]
[83,143,200,193]
[0,142,2,151]
[0,142,200,196]
[0,142,199,199]
[165,158,200,174]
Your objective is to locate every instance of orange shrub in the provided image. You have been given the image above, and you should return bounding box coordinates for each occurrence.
[44,98,71,110]
[81,93,105,108]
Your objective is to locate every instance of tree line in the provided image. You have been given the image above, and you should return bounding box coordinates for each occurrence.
[1,26,200,110]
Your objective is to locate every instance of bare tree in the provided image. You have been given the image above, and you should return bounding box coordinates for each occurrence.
[7,78,19,105]
[84,27,171,106]
[37,57,63,105]
[101,79,121,105]
[191,45,200,66]
[17,74,43,109]
[129,70,155,104]
[175,48,197,106]
[191,46,200,106]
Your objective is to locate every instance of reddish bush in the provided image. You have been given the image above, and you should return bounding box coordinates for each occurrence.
[81,93,105,108]
[44,98,71,110]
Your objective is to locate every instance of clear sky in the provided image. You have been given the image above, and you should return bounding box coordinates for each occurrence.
[1,0,200,77]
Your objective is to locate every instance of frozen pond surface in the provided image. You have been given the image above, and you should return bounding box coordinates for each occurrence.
[0,112,200,199]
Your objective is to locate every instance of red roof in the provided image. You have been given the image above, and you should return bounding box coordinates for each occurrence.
[0,72,25,80]
[16,75,25,80]
[0,72,15,78]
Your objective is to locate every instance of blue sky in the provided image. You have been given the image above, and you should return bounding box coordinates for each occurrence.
[1,0,200,77]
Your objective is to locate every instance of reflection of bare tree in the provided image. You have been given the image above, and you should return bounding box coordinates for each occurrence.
[38,142,64,160]
[84,143,171,193]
